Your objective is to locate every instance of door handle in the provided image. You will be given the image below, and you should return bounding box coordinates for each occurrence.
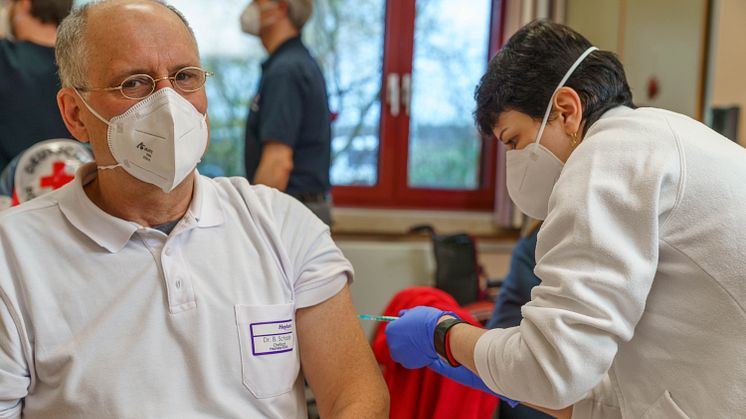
[386,73,401,117]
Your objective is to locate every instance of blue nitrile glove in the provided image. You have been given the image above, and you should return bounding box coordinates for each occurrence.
[385,306,458,369]
[429,359,520,408]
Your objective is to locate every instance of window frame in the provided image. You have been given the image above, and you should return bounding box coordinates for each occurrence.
[332,0,506,211]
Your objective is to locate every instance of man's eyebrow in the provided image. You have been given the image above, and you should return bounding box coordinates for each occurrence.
[106,69,150,86]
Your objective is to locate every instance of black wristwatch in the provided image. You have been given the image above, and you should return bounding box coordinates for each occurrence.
[433,318,467,367]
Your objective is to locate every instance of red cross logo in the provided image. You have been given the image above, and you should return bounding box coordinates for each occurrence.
[39,161,75,190]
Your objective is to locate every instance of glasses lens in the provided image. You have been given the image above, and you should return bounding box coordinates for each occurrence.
[174,67,206,92]
[120,74,154,99]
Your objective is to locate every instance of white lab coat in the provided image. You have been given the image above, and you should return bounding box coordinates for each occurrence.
[474,106,746,418]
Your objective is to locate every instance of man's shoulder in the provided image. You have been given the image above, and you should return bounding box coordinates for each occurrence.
[206,175,307,216]
[265,45,319,78]
[0,39,53,59]
[0,38,12,65]
[0,195,60,231]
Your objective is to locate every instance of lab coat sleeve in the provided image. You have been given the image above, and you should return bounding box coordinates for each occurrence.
[474,115,681,409]
[487,230,541,329]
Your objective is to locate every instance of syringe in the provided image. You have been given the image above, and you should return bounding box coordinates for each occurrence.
[357,314,399,322]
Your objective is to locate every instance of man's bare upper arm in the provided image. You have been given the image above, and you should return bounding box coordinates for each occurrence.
[296,285,389,418]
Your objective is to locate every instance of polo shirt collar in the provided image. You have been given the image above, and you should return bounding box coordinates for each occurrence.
[57,163,224,253]
[187,170,224,229]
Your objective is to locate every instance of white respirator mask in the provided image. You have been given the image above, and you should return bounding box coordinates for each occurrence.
[240,1,278,36]
[505,46,597,220]
[74,88,209,193]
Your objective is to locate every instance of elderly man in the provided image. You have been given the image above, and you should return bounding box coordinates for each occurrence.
[0,1,389,418]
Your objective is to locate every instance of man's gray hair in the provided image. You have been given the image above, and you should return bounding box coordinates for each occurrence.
[278,0,313,30]
[55,0,199,89]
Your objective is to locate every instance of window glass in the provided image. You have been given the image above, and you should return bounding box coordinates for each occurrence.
[407,0,491,189]
[305,0,387,186]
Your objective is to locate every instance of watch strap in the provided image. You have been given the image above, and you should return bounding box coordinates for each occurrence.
[434,318,467,367]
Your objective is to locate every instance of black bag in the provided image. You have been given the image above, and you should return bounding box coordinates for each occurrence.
[410,225,480,306]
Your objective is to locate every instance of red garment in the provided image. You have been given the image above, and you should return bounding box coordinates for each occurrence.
[372,287,498,419]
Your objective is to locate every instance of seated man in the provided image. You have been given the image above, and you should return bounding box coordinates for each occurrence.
[0,1,389,418]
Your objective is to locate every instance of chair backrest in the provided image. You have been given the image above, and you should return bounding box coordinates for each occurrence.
[410,224,480,306]
[431,233,480,306]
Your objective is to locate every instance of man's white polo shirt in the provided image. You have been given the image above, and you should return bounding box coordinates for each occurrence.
[0,163,352,419]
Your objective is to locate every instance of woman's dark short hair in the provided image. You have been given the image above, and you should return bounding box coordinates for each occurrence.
[474,20,634,136]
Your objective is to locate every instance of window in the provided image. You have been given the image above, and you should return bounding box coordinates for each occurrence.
[79,0,504,210]
[328,0,503,210]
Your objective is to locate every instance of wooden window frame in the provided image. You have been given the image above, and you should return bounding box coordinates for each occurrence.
[332,0,507,211]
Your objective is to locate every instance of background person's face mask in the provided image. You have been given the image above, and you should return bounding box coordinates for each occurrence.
[505,46,598,220]
[74,88,209,193]
[240,1,278,36]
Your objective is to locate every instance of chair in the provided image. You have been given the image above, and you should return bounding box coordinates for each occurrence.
[372,287,499,419]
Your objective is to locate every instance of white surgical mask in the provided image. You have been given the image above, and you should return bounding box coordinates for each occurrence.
[74,88,209,193]
[240,2,278,36]
[506,46,597,220]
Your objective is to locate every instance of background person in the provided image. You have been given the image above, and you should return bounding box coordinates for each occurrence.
[0,0,73,172]
[0,1,389,417]
[240,0,333,225]
[386,20,746,419]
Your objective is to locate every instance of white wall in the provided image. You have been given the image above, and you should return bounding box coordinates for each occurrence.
[711,0,746,145]
[566,0,622,53]
[623,0,708,118]
[566,0,709,119]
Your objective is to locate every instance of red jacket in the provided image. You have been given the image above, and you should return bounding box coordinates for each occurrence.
[372,287,498,419]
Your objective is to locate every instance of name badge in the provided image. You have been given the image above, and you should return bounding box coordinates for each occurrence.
[250,319,294,356]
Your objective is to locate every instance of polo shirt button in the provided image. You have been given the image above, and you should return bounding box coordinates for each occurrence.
[175,280,182,289]
[165,247,172,256]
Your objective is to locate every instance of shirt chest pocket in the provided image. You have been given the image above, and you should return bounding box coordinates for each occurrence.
[234,303,300,398]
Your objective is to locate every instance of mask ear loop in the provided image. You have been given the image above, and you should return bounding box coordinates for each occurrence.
[532,46,599,149]
[72,89,123,171]
[72,88,112,126]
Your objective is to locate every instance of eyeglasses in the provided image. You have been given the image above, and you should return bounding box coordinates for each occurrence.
[79,66,214,100]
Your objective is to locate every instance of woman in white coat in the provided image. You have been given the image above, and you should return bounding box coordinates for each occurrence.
[385,20,746,418]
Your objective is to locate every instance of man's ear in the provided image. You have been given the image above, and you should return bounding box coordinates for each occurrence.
[57,88,92,143]
[553,86,584,136]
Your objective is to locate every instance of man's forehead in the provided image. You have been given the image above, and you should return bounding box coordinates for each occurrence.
[86,0,194,43]
[85,1,198,75]
[88,0,161,18]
